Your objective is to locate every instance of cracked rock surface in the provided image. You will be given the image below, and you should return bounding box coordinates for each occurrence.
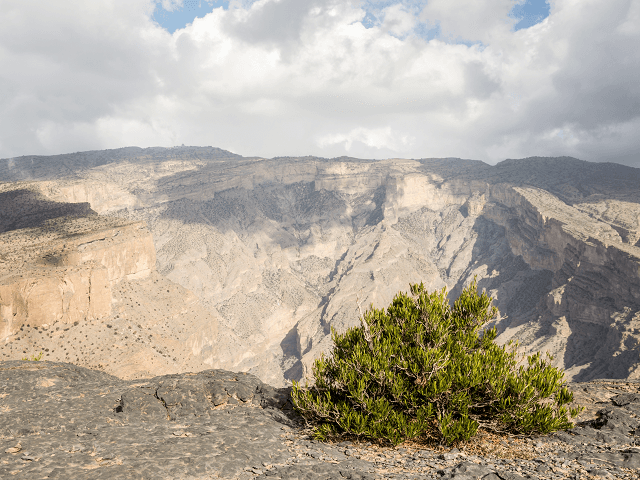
[2,361,640,479]
[0,361,297,479]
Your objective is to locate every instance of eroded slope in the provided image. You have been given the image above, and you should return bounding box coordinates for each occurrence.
[1,148,639,386]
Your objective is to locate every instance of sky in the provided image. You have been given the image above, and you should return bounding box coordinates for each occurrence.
[0,0,638,166]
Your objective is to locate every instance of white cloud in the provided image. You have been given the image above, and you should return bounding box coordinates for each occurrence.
[0,0,638,167]
[419,0,520,43]
[381,4,416,37]
[317,126,415,152]
[158,0,184,11]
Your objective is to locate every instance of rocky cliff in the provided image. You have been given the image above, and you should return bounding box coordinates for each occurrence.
[0,179,229,381]
[1,148,639,386]
[0,204,155,338]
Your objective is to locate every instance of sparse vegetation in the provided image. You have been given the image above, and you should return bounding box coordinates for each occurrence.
[21,351,44,362]
[291,280,583,446]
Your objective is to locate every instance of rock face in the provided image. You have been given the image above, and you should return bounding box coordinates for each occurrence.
[1,360,639,480]
[1,148,640,386]
[0,212,155,338]
[0,360,301,480]
[0,181,226,382]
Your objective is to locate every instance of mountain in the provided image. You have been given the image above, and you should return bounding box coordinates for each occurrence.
[1,147,639,386]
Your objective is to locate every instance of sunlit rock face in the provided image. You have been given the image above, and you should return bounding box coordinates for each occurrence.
[0,203,156,338]
[1,148,639,386]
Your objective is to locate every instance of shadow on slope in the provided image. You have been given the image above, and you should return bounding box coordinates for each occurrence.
[487,157,640,203]
[456,214,640,383]
[447,215,553,334]
[0,146,240,182]
[0,189,96,234]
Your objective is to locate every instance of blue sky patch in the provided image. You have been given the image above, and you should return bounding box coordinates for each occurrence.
[152,1,551,37]
[413,21,442,43]
[510,0,551,31]
[153,0,228,33]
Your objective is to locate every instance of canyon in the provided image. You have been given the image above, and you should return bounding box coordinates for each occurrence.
[1,147,639,387]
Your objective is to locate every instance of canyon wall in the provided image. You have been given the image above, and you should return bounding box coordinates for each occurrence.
[0,209,156,339]
[1,148,639,386]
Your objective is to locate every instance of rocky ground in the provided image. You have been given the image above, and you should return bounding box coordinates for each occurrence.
[1,361,639,480]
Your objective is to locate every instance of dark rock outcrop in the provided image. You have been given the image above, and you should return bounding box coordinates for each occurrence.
[0,361,300,479]
[1,361,639,479]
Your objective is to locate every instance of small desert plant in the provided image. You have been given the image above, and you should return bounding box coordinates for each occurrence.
[291,280,583,446]
[21,351,44,362]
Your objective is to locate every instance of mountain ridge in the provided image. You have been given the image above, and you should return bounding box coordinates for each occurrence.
[1,148,639,387]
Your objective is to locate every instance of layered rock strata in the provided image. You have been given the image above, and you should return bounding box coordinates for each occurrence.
[1,148,640,386]
[0,214,155,338]
[0,183,225,381]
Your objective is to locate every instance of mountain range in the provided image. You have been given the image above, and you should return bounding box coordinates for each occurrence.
[1,147,639,387]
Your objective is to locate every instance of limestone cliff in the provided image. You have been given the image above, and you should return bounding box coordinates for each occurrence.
[482,184,640,380]
[0,212,155,338]
[1,148,639,387]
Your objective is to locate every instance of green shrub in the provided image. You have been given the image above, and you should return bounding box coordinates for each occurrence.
[291,280,583,446]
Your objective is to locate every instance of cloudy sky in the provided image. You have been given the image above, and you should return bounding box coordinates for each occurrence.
[1,0,638,166]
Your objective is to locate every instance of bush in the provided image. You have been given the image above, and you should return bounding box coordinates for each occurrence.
[291,280,583,446]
